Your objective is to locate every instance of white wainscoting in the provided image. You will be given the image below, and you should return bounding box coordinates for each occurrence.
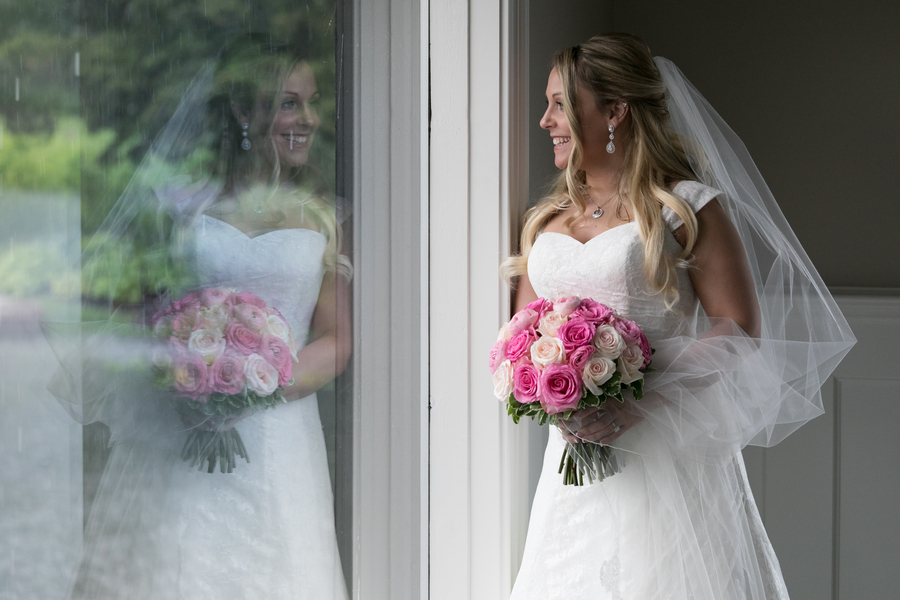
[742,294,900,600]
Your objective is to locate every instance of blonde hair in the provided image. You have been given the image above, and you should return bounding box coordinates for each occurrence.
[502,33,698,306]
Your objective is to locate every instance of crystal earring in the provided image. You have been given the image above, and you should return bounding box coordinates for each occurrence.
[606,124,615,154]
[241,122,252,151]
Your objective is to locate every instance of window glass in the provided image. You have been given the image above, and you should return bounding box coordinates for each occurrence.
[0,1,354,597]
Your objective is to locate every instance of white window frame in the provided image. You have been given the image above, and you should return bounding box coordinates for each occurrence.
[352,0,429,597]
[429,0,532,597]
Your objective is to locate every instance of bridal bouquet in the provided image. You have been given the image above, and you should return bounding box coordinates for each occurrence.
[151,288,299,473]
[489,296,652,485]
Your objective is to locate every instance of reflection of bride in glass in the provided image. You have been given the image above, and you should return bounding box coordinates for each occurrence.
[63,36,351,599]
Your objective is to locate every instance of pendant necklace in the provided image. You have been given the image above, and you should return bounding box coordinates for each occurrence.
[587,192,617,219]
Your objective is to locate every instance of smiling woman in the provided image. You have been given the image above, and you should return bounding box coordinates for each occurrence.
[503,33,854,600]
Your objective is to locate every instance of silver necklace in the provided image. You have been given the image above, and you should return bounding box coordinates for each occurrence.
[587,192,616,219]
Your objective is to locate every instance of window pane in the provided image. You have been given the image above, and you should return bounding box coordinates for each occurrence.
[1,1,354,597]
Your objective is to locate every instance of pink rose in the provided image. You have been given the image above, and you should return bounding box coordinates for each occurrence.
[512,362,542,404]
[200,287,232,307]
[233,303,267,331]
[173,354,209,400]
[173,293,201,313]
[209,354,246,395]
[505,330,537,363]
[171,311,198,341]
[227,291,267,310]
[259,334,293,386]
[225,322,262,354]
[489,338,510,374]
[508,309,539,336]
[570,298,614,325]
[557,318,597,354]
[613,317,640,345]
[525,298,552,319]
[552,296,581,316]
[568,345,594,372]
[539,363,582,414]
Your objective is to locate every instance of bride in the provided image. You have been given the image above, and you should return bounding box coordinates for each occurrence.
[54,36,351,599]
[504,33,854,599]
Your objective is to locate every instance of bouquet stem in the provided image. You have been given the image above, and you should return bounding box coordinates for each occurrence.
[557,440,620,486]
[180,428,250,474]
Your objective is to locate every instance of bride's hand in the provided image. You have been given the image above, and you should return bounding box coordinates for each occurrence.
[558,402,642,446]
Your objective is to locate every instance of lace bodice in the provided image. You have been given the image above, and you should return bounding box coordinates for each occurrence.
[189,214,326,341]
[527,181,719,341]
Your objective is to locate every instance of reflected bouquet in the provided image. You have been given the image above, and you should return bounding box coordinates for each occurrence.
[489,296,652,485]
[151,288,299,473]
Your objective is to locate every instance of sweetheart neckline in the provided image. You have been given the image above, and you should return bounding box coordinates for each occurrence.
[199,213,326,242]
[537,223,638,247]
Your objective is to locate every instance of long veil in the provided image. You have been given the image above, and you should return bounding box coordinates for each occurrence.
[39,60,221,599]
[570,58,856,599]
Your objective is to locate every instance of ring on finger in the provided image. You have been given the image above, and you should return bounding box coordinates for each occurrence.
[611,420,621,433]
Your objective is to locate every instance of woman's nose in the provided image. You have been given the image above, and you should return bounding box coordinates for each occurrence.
[539,107,552,130]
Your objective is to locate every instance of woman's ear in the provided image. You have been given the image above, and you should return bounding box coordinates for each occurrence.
[230,101,250,126]
[607,100,629,129]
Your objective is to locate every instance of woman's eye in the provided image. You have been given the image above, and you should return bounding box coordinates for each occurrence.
[281,100,297,110]
[555,101,564,110]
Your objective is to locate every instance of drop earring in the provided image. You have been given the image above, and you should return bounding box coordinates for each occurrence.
[241,122,252,151]
[606,124,615,154]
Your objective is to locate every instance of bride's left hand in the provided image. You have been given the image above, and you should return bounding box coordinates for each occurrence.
[558,402,643,446]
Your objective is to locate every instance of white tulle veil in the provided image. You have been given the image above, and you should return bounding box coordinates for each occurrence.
[550,57,856,599]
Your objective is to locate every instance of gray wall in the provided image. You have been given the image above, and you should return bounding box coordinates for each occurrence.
[528,0,900,288]
[529,0,614,205]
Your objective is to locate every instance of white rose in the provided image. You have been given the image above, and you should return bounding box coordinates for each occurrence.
[582,356,616,395]
[197,304,229,330]
[537,310,568,338]
[187,328,226,365]
[492,360,514,401]
[593,324,625,359]
[617,344,645,384]
[265,314,299,359]
[244,353,279,396]
[497,323,511,341]
[530,336,566,367]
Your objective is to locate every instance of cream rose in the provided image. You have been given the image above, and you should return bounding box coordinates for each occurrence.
[492,359,514,400]
[244,353,279,396]
[582,356,616,395]
[187,328,226,365]
[617,344,645,384]
[593,324,626,359]
[530,336,566,368]
[198,304,229,330]
[537,310,568,338]
[265,314,299,359]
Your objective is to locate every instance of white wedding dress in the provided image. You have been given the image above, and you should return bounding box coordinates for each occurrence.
[510,181,789,600]
[70,213,348,599]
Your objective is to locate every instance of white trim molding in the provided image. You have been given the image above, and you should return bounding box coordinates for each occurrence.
[353,0,428,597]
[429,0,530,597]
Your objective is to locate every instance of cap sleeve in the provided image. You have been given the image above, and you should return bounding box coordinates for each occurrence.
[663,180,723,231]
